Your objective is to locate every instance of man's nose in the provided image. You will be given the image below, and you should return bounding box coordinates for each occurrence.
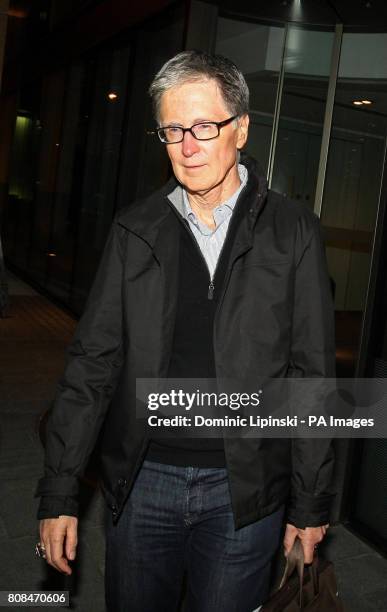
[181,130,200,156]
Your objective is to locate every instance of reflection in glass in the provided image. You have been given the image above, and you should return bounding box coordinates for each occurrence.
[271,26,335,209]
[6,83,42,271]
[43,63,84,301]
[29,71,66,288]
[68,46,131,311]
[321,33,387,377]
[215,19,285,174]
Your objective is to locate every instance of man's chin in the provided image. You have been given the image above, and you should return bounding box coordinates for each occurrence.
[177,173,213,194]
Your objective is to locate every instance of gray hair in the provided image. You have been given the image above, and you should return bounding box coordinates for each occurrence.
[149,50,249,123]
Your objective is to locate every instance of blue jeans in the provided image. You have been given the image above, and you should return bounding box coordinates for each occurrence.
[105,460,284,612]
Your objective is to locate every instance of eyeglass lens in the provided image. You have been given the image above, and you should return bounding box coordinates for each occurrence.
[159,122,219,143]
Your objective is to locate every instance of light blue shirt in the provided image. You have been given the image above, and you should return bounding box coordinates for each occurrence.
[181,164,248,278]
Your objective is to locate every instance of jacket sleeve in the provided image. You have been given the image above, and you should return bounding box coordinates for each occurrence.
[286,211,336,528]
[36,496,78,519]
[34,216,126,517]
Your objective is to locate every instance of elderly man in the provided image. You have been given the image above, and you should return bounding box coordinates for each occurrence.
[35,51,335,611]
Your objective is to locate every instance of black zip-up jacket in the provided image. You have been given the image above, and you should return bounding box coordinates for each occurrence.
[35,156,336,529]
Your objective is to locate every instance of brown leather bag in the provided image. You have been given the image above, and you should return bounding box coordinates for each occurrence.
[259,538,346,611]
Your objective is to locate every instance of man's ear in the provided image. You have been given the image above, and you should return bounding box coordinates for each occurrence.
[236,114,249,149]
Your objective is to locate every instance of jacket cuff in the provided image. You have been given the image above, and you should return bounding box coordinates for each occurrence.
[35,476,79,498]
[37,496,79,520]
[286,489,336,528]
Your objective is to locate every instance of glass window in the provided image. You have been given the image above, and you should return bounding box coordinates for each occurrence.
[271,25,335,209]
[7,82,42,272]
[65,46,132,310]
[115,3,186,208]
[215,18,286,174]
[3,2,185,315]
[29,70,67,288]
[321,32,387,377]
[44,63,85,302]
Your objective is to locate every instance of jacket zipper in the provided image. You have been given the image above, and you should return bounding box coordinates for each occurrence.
[164,178,254,302]
[185,231,223,301]
[182,221,219,301]
[165,198,220,300]
[208,279,215,300]
[186,227,218,301]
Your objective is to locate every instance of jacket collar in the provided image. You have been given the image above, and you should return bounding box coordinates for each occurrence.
[116,153,268,249]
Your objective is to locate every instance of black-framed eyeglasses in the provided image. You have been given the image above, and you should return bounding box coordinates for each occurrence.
[148,115,239,144]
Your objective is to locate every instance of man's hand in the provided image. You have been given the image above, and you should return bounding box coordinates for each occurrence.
[39,516,78,575]
[283,523,329,563]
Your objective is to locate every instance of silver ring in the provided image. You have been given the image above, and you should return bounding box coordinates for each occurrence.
[35,542,47,560]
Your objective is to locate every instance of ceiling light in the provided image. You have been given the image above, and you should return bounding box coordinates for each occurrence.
[353,100,363,106]
[108,92,118,100]
[361,99,373,105]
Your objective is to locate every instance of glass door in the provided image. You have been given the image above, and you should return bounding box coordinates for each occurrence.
[215,18,286,174]
[321,31,387,549]
[271,25,336,210]
[320,32,387,377]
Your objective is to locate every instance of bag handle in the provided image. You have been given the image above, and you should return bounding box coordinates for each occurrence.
[278,538,319,609]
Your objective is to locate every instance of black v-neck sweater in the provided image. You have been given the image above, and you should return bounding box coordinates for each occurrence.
[145,210,239,467]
